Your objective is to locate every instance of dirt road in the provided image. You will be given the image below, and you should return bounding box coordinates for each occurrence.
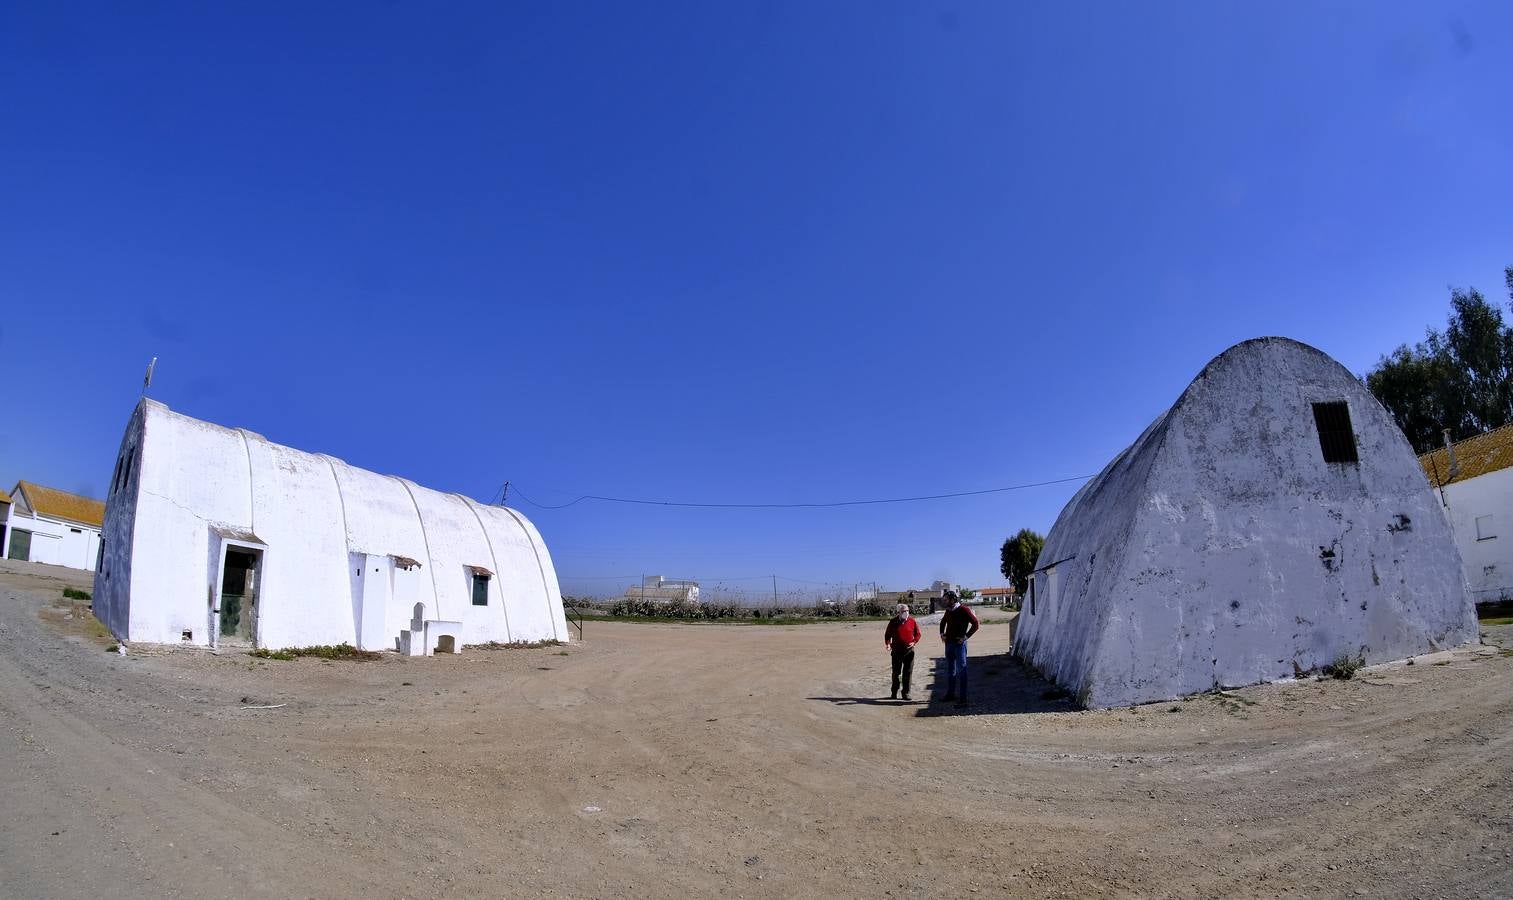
[2,560,1510,899]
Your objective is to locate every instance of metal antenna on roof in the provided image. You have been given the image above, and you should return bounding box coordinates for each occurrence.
[142,357,157,395]
[500,481,510,505]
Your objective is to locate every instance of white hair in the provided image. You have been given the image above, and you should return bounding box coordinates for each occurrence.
[895,603,910,614]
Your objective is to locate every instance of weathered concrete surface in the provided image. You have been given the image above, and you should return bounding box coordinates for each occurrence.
[1014,337,1476,708]
[93,400,566,651]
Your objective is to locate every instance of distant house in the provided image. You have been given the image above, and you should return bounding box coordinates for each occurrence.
[625,575,700,603]
[0,487,9,557]
[2,481,106,571]
[1420,424,1513,604]
[878,581,960,611]
[977,586,1017,605]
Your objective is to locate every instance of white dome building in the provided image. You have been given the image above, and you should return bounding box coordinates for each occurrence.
[93,400,567,652]
[1013,338,1475,708]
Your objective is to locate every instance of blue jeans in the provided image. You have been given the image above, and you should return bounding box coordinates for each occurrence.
[944,640,968,697]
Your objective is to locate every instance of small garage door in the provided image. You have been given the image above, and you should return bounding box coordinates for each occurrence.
[7,529,31,561]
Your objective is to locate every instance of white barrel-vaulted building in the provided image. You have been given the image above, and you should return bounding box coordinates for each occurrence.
[1013,337,1475,708]
[93,399,567,651]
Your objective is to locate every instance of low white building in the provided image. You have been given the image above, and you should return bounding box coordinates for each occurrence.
[625,575,700,603]
[93,400,568,652]
[976,586,1016,606]
[1013,337,1475,709]
[1421,424,1513,604]
[2,481,105,571]
[0,487,10,560]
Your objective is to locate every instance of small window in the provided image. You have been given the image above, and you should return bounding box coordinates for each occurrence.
[1477,515,1497,541]
[70,528,82,534]
[1312,401,1359,464]
[472,573,490,606]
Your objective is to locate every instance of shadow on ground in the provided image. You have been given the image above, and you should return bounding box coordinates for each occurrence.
[806,649,1080,716]
[806,696,922,707]
[913,651,1079,717]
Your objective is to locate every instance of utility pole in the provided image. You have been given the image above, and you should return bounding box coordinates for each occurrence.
[772,575,778,606]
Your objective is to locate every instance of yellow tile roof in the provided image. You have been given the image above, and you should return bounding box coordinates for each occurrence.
[1419,424,1513,488]
[13,481,106,527]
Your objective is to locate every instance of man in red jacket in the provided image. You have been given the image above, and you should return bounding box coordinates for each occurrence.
[883,603,921,701]
[938,590,980,705]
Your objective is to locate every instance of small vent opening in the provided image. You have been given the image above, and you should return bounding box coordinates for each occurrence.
[1312,401,1359,464]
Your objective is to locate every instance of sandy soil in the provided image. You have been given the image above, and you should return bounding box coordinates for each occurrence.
[2,559,1510,899]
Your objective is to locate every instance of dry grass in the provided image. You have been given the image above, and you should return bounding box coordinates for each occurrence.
[39,595,114,647]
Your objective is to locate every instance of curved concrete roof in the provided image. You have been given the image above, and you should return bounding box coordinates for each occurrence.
[1014,337,1473,708]
[96,400,564,649]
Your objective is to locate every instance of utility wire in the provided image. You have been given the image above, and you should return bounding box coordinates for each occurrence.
[508,474,1092,511]
[556,573,852,585]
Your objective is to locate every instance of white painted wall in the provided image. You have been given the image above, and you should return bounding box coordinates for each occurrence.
[1014,338,1476,709]
[93,400,568,650]
[1437,467,1513,603]
[2,506,100,571]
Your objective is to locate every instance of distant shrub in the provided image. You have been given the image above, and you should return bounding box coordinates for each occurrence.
[603,597,763,620]
[575,593,905,624]
[63,588,91,601]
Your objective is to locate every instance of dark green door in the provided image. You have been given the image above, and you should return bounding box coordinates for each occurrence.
[6,529,31,561]
[219,550,259,640]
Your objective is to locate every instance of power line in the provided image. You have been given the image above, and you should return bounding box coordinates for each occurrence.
[556,573,851,585]
[509,474,1092,511]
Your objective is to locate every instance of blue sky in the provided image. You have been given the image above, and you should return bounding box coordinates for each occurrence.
[3,2,1511,599]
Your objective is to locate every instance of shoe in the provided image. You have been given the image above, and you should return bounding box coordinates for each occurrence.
[901,694,911,701]
[889,692,897,700]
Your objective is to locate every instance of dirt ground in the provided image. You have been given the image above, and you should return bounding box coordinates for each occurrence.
[2,560,1510,899]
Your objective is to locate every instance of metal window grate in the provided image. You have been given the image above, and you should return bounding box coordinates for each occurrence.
[1312,401,1359,464]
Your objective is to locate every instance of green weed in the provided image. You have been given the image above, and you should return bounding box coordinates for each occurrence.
[1322,653,1365,680]
[473,639,565,650]
[249,644,378,661]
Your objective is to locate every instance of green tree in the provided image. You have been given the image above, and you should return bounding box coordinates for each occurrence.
[999,528,1045,595]
[1365,272,1513,453]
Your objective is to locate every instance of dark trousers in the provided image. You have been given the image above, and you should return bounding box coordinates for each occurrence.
[890,647,915,697]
